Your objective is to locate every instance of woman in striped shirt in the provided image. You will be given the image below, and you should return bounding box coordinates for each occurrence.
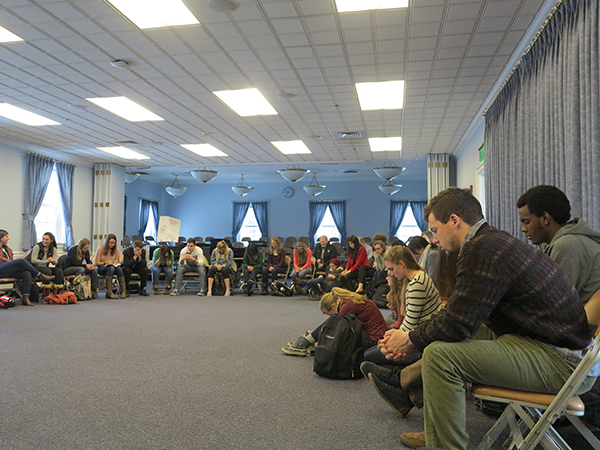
[364,245,441,366]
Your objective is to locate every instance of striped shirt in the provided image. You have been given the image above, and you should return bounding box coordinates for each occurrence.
[400,270,441,332]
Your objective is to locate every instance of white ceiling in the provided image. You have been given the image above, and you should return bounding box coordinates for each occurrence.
[0,0,548,183]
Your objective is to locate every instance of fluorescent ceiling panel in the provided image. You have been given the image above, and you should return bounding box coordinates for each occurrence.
[369,137,402,152]
[0,26,24,43]
[0,103,60,126]
[181,143,228,157]
[356,80,405,110]
[335,0,409,13]
[271,140,312,155]
[213,88,278,116]
[105,0,199,29]
[97,146,150,160]
[86,96,164,122]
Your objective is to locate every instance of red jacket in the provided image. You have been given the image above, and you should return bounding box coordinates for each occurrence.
[293,248,312,271]
[345,246,369,272]
[0,245,14,265]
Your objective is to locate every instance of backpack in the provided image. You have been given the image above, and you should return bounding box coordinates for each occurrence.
[270,281,292,297]
[313,314,364,379]
[291,282,306,296]
[0,295,16,308]
[212,272,226,296]
[66,275,92,301]
[366,278,390,308]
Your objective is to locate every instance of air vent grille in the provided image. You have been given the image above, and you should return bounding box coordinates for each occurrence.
[332,131,363,140]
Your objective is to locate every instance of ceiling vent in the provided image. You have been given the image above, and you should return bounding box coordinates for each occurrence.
[332,131,364,140]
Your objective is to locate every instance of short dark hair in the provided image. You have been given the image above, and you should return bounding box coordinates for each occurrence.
[407,236,428,253]
[187,237,196,244]
[133,240,144,249]
[516,185,571,225]
[423,187,484,225]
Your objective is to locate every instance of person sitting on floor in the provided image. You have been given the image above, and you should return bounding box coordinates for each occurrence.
[260,237,287,295]
[0,229,54,306]
[282,287,388,356]
[64,237,99,299]
[340,235,369,291]
[29,231,64,298]
[151,245,174,295]
[172,238,206,296]
[290,241,312,285]
[95,233,126,299]
[122,240,149,296]
[241,242,263,296]
[363,187,597,450]
[207,240,234,297]
[304,257,343,299]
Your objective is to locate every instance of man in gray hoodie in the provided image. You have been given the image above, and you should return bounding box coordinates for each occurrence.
[517,185,600,303]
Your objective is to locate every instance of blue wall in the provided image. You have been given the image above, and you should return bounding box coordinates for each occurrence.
[125,177,427,241]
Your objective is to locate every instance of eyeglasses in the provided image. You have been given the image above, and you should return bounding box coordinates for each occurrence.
[374,247,382,251]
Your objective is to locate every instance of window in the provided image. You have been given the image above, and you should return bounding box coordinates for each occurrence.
[237,204,262,242]
[143,207,158,240]
[395,206,421,243]
[314,206,341,243]
[34,165,66,244]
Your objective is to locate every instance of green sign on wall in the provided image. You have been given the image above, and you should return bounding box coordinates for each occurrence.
[479,145,484,163]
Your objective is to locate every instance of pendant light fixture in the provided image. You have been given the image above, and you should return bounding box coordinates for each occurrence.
[190,167,219,184]
[277,164,310,183]
[373,160,406,181]
[165,174,187,198]
[124,172,141,184]
[379,180,402,196]
[303,173,326,196]
[231,173,254,197]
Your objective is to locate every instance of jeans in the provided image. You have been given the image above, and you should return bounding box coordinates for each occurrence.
[421,327,596,449]
[34,265,64,285]
[151,264,173,287]
[261,266,287,285]
[97,265,124,278]
[290,267,312,283]
[0,259,40,296]
[123,266,149,290]
[175,264,206,291]
[304,277,329,293]
[243,267,259,283]
[63,266,98,290]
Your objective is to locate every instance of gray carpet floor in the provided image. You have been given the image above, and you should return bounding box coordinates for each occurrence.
[1,293,502,449]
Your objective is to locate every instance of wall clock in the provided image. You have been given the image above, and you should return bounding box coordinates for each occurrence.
[282,187,294,198]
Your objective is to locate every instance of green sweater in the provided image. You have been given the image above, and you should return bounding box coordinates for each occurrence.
[243,251,264,270]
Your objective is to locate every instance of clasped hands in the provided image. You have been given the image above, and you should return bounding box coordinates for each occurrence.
[378,329,414,361]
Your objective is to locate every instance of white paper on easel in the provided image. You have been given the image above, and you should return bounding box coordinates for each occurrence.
[157,216,181,243]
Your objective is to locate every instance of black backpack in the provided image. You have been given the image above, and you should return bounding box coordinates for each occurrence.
[270,281,292,297]
[313,314,364,379]
[212,272,226,296]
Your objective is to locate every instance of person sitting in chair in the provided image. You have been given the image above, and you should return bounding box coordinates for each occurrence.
[122,240,149,296]
[207,240,234,297]
[172,238,206,296]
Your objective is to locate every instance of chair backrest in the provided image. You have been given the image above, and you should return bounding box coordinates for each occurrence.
[233,242,244,248]
[122,235,131,247]
[259,236,269,242]
[241,237,251,242]
[298,236,309,244]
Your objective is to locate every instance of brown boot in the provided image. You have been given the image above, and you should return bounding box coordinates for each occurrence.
[41,284,52,300]
[21,295,34,306]
[153,285,159,295]
[38,273,55,283]
[91,289,98,299]
[400,431,425,448]
[164,285,171,295]
[53,285,63,295]
[118,276,127,298]
[105,277,116,299]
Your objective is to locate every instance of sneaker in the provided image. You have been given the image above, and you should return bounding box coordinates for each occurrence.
[225,291,231,297]
[139,289,149,296]
[282,345,308,356]
[207,291,212,297]
[400,431,425,448]
[282,335,312,356]
[360,361,402,387]
[368,373,414,417]
[197,290,205,296]
[287,330,312,347]
[170,289,179,296]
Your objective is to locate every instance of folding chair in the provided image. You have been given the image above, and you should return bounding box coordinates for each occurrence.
[0,278,22,298]
[472,291,600,450]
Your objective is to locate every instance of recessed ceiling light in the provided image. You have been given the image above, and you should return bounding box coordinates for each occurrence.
[271,140,312,155]
[208,0,239,12]
[369,137,402,152]
[213,88,278,116]
[181,143,228,157]
[0,103,60,126]
[0,26,23,43]
[109,59,129,69]
[98,146,150,160]
[335,0,408,13]
[86,96,164,122]
[104,0,199,29]
[356,80,405,110]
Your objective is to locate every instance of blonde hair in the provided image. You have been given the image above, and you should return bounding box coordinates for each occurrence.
[77,238,91,260]
[295,241,308,266]
[269,236,282,255]
[216,240,231,260]
[385,246,423,316]
[319,287,364,313]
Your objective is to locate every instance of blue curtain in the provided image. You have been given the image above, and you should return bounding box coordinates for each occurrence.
[328,201,346,245]
[410,201,428,233]
[232,202,250,241]
[139,199,159,237]
[55,162,75,247]
[22,153,54,250]
[123,195,127,236]
[390,200,410,238]
[308,202,329,248]
[252,201,269,238]
[149,202,159,239]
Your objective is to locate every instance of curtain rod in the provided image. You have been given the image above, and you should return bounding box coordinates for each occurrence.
[231,200,269,203]
[27,150,77,167]
[391,199,428,202]
[482,0,564,116]
[308,200,347,203]
[138,196,159,202]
